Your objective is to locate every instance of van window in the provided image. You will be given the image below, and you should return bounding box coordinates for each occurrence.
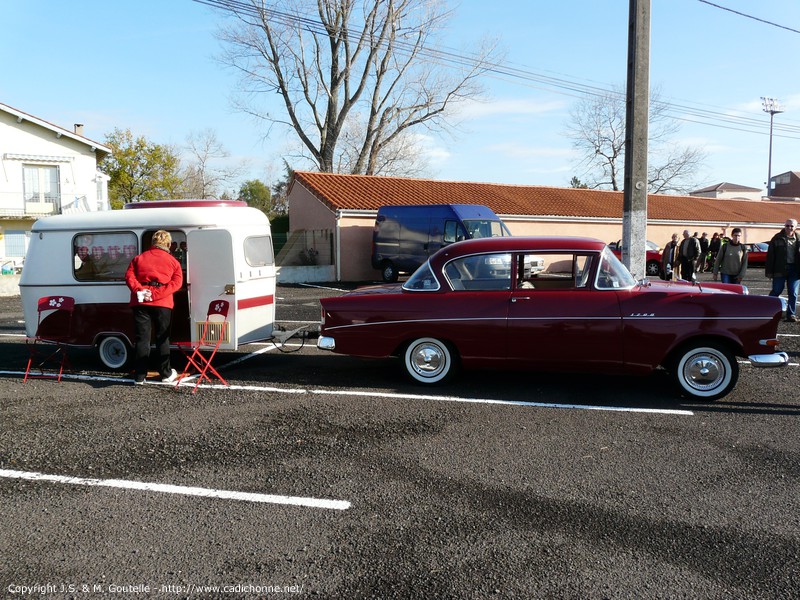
[244,235,274,267]
[73,232,138,282]
[463,219,508,239]
[444,220,466,244]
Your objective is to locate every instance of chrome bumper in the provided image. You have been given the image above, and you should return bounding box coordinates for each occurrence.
[748,352,789,368]
[317,336,336,351]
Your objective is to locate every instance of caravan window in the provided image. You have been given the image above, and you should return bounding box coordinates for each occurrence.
[244,235,274,267]
[73,231,138,282]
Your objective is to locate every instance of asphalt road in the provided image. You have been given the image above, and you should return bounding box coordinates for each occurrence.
[1,274,798,599]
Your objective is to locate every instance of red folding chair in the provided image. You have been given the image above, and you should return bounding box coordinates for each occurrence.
[175,300,230,393]
[24,296,76,383]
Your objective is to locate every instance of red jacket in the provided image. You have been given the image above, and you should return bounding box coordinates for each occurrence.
[125,247,183,309]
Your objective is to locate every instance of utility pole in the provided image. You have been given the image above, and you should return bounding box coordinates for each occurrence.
[761,97,783,197]
[621,0,650,279]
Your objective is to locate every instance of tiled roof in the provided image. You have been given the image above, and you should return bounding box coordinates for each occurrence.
[293,171,798,226]
[691,181,762,193]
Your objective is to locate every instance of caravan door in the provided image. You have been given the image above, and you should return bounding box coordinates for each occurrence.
[187,229,236,350]
[187,228,275,350]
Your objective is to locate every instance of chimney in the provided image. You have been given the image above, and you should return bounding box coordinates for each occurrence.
[74,124,84,136]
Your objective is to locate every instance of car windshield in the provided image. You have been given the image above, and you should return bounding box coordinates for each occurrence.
[596,247,637,289]
[403,261,441,291]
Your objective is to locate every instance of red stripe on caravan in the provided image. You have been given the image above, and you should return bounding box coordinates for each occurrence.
[237,295,275,310]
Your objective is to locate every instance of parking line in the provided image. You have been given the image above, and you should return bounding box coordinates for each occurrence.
[311,388,695,415]
[0,369,693,414]
[0,469,351,511]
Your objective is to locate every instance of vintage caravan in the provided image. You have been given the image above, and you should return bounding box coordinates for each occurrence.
[20,200,275,369]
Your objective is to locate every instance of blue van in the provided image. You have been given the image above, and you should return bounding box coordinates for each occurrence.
[371,204,511,282]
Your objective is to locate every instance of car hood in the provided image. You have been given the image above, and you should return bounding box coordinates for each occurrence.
[642,279,745,295]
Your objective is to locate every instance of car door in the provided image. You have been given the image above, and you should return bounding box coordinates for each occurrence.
[506,251,624,371]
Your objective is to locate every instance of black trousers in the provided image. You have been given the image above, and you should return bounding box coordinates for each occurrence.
[133,306,173,378]
[679,256,696,281]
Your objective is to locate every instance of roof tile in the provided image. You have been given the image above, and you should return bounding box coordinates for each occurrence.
[293,171,798,225]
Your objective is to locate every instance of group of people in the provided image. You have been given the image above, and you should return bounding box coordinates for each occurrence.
[661,230,731,283]
[660,218,800,322]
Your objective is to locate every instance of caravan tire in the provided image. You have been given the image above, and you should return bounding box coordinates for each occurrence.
[97,336,130,370]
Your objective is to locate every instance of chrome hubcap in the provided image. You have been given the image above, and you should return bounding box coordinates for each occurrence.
[412,343,445,376]
[684,353,724,391]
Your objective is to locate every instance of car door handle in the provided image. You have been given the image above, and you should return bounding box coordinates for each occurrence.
[511,296,531,302]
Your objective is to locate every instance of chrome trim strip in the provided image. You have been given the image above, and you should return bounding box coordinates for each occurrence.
[322,314,773,332]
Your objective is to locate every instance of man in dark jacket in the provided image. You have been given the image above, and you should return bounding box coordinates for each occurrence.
[677,229,701,281]
[766,219,800,322]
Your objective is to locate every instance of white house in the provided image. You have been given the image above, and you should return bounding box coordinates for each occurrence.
[0,101,112,269]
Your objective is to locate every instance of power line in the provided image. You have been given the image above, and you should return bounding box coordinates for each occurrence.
[697,0,800,35]
[194,0,800,140]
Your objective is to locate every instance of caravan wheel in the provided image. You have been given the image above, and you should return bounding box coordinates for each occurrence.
[97,336,130,370]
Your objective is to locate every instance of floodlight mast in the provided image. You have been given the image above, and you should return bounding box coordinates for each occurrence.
[761,97,783,197]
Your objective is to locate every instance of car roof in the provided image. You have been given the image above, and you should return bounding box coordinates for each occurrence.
[434,236,607,260]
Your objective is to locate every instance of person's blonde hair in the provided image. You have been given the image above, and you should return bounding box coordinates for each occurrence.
[152,230,172,250]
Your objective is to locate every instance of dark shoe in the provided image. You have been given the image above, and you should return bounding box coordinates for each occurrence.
[786,315,797,322]
[133,376,146,385]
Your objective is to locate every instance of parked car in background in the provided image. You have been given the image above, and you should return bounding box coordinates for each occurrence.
[744,242,768,266]
[608,239,663,277]
[319,237,787,401]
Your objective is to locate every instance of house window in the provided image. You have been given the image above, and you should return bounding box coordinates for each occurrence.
[4,230,27,257]
[23,165,61,212]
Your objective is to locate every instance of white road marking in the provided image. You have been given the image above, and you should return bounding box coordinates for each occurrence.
[0,469,351,511]
[0,369,695,415]
[311,388,695,415]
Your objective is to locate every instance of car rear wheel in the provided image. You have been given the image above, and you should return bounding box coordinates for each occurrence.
[671,342,738,401]
[403,337,457,384]
[646,260,661,277]
[381,261,399,283]
[97,335,130,370]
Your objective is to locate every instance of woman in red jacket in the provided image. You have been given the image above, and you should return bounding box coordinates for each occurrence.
[125,230,183,384]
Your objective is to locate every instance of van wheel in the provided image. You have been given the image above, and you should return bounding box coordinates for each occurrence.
[381,261,399,283]
[97,336,130,370]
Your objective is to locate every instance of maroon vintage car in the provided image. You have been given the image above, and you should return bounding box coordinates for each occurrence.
[318,237,788,400]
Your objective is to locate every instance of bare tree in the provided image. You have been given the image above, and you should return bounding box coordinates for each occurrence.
[211,0,498,175]
[181,128,246,198]
[566,87,706,194]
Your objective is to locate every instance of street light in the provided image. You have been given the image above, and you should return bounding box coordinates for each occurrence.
[761,97,783,197]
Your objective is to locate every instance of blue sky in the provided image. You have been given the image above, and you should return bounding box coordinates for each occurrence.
[2,0,799,195]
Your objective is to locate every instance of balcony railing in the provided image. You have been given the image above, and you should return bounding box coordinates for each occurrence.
[0,192,96,217]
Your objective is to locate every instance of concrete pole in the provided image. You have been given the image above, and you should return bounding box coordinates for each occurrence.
[622,0,650,279]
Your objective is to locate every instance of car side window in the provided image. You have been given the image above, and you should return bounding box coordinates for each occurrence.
[517,253,592,290]
[444,253,511,291]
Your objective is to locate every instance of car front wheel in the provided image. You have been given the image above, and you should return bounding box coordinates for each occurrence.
[646,260,661,277]
[403,337,456,384]
[672,342,738,401]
